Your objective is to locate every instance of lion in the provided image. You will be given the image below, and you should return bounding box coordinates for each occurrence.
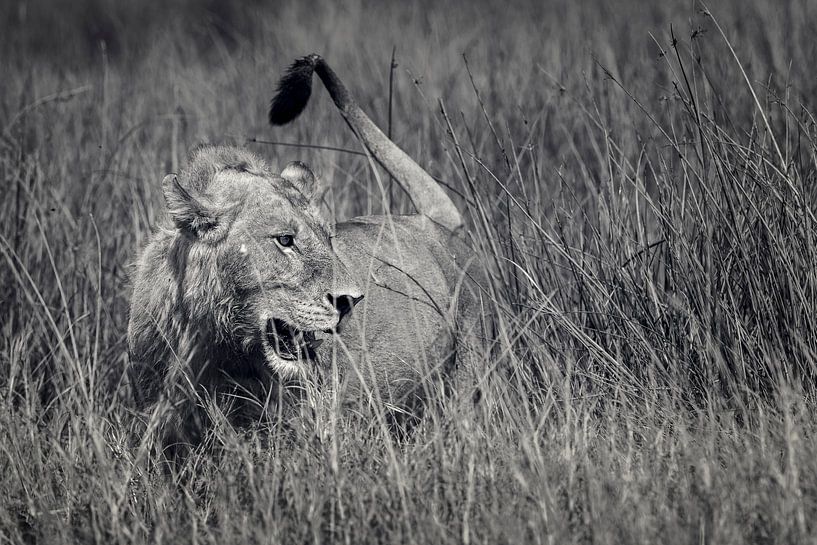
[127,54,490,449]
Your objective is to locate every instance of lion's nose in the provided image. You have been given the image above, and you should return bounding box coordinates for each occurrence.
[327,294,364,322]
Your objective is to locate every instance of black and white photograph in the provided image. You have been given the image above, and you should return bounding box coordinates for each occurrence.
[1,0,816,543]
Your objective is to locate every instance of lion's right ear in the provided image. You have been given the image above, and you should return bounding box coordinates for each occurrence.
[162,174,220,234]
[281,161,319,199]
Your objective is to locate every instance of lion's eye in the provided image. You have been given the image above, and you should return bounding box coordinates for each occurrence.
[275,234,295,248]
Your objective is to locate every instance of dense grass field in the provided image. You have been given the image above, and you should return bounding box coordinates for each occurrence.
[3,0,817,542]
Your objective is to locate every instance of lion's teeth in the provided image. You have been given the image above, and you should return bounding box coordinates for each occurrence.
[266,318,322,360]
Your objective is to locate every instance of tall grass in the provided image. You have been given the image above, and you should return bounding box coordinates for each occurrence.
[2,0,817,542]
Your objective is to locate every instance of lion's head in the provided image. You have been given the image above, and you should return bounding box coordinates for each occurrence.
[131,145,362,380]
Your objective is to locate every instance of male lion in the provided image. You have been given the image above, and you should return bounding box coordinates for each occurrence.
[128,54,489,447]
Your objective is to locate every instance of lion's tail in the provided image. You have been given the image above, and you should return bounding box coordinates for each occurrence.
[269,54,463,233]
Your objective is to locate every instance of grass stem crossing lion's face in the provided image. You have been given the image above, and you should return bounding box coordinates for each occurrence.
[160,146,362,377]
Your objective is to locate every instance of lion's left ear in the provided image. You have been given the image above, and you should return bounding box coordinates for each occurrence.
[163,174,225,237]
[281,161,320,198]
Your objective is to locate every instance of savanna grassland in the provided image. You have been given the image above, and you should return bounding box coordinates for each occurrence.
[3,0,817,543]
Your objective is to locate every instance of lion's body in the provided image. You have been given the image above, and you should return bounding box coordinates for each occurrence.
[128,197,487,439]
[127,55,490,448]
[329,214,487,407]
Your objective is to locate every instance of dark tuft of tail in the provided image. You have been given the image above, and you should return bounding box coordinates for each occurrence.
[269,55,320,125]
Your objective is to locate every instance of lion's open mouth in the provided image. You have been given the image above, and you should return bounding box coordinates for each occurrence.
[265,318,323,361]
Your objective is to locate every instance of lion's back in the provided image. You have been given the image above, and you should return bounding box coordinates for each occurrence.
[330,215,485,404]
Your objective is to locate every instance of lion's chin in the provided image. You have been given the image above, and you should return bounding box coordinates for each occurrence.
[261,317,324,377]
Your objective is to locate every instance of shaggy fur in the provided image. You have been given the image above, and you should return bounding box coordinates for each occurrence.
[128,145,361,449]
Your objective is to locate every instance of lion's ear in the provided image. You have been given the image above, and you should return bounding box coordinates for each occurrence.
[162,174,220,234]
[281,161,318,198]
